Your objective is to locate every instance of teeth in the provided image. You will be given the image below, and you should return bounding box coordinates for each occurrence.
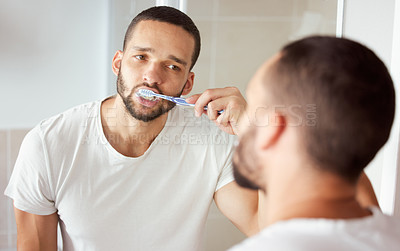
[142,96,157,101]
[136,90,158,101]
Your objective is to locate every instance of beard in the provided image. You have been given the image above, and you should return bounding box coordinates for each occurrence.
[232,127,263,191]
[116,71,184,122]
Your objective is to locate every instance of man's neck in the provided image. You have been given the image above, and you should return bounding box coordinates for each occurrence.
[263,171,372,228]
[100,96,169,157]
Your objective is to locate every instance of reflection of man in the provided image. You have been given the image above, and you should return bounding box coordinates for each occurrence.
[4,6,257,251]
[230,36,400,250]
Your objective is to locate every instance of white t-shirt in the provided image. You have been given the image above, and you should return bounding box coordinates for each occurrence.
[229,207,400,251]
[5,98,236,251]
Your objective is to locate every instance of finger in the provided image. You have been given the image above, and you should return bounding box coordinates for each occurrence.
[214,105,242,135]
[216,108,230,127]
[193,89,219,117]
[206,97,231,121]
[216,105,241,129]
[194,87,239,117]
[185,94,201,104]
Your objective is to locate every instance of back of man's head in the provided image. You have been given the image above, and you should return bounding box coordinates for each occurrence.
[123,6,201,70]
[267,36,395,183]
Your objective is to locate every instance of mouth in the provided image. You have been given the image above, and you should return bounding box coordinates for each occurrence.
[135,88,160,107]
[141,95,157,101]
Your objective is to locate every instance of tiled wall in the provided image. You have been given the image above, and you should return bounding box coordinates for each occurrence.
[0,129,30,250]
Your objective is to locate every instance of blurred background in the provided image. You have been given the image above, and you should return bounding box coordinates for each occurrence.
[1,0,399,250]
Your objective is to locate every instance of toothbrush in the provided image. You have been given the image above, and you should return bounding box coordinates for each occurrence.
[137,89,223,114]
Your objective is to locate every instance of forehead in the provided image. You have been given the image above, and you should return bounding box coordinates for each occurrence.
[127,20,195,60]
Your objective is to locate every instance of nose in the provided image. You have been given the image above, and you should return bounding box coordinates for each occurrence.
[143,62,164,85]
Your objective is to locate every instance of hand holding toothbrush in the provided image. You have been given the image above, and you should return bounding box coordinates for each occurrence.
[185,87,246,135]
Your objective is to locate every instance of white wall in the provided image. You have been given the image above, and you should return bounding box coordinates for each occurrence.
[391,0,400,216]
[0,0,110,129]
[343,0,400,216]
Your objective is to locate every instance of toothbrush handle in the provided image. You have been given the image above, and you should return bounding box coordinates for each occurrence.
[203,106,224,115]
[169,97,224,114]
[171,97,195,107]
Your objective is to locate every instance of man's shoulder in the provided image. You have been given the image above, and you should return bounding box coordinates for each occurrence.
[38,100,100,131]
[229,220,339,251]
[230,213,400,251]
[29,99,102,145]
[228,226,295,251]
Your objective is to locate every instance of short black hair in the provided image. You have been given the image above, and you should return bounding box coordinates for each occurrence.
[123,6,201,71]
[268,36,395,183]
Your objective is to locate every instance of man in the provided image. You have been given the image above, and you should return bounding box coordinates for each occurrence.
[230,36,400,250]
[4,7,378,251]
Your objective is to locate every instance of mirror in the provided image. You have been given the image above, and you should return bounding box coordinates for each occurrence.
[0,1,339,250]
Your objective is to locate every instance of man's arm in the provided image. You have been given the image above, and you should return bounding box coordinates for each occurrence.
[213,181,260,236]
[14,207,58,251]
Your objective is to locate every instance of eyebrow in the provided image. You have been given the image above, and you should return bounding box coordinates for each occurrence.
[131,46,154,53]
[168,55,187,67]
[131,46,188,67]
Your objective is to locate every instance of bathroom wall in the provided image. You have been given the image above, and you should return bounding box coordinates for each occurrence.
[0,0,109,129]
[0,130,27,250]
[0,1,109,249]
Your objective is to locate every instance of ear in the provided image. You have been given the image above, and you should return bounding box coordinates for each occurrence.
[256,112,286,151]
[181,72,195,96]
[112,50,123,76]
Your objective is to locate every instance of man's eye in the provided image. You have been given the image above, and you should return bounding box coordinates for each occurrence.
[135,55,145,60]
[167,65,180,71]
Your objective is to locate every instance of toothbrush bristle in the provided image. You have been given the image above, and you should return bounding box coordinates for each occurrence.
[138,89,155,97]
[136,89,159,101]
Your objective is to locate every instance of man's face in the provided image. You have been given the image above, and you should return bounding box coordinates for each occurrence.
[114,20,195,122]
[233,55,279,191]
[232,74,265,191]
[232,125,262,190]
